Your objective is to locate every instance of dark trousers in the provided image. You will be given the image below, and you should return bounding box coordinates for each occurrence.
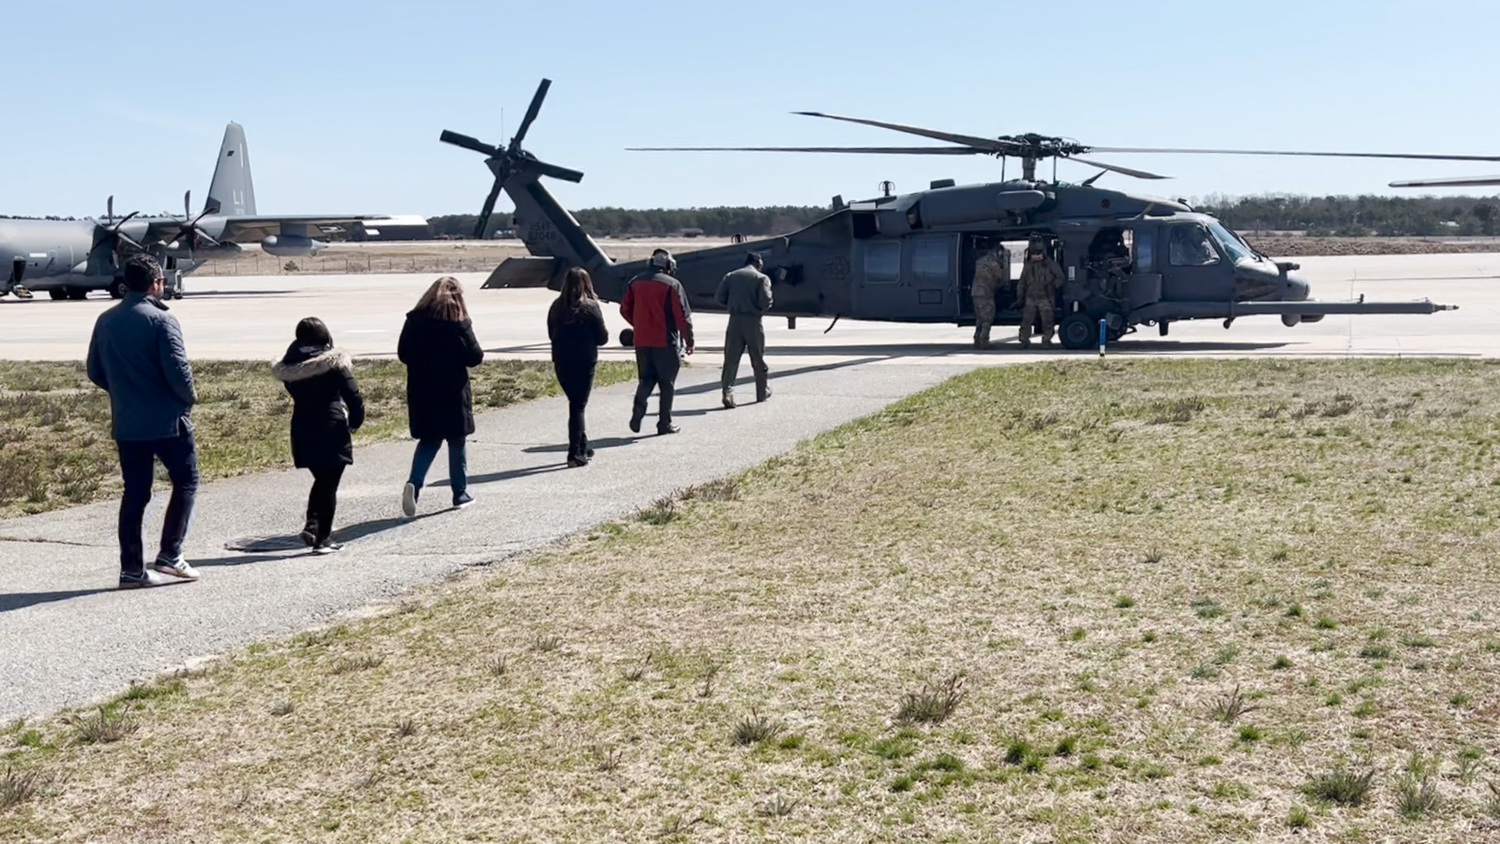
[117,430,199,575]
[721,315,769,398]
[555,361,596,460]
[304,463,347,544]
[632,346,680,430]
[409,437,467,497]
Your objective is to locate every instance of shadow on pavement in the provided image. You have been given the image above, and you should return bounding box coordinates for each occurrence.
[523,436,637,454]
[190,552,297,568]
[0,588,119,614]
[219,511,447,557]
[675,356,892,398]
[432,462,569,488]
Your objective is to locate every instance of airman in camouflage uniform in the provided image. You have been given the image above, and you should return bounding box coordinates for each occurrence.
[970,243,1009,348]
[1017,237,1064,348]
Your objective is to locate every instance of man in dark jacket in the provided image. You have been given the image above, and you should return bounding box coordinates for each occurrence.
[86,254,200,588]
[621,249,694,435]
[714,251,774,408]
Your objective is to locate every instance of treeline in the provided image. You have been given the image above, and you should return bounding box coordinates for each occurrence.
[1198,194,1499,237]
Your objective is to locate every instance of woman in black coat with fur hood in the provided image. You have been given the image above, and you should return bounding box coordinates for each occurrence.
[273,317,365,553]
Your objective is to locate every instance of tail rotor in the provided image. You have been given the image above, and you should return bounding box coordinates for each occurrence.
[441,78,584,239]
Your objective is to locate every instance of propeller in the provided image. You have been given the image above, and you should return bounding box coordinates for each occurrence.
[440,78,584,239]
[171,190,223,257]
[633,110,1500,184]
[90,195,144,255]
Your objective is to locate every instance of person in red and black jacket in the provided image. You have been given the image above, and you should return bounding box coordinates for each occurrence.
[621,249,694,435]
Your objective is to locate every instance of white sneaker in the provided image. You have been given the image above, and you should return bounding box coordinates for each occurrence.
[152,556,200,581]
[401,483,417,518]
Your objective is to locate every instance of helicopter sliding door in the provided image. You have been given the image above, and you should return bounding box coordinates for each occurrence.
[853,234,959,322]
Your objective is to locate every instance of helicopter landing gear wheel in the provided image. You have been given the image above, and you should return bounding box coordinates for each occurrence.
[619,328,634,348]
[48,289,68,301]
[68,288,89,301]
[1059,314,1095,351]
[110,279,128,300]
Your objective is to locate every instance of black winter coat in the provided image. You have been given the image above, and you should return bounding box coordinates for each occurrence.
[273,343,365,468]
[547,296,609,369]
[397,310,484,440]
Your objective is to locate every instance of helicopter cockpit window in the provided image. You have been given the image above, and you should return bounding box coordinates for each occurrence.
[863,240,901,284]
[1167,225,1220,267]
[1206,220,1256,264]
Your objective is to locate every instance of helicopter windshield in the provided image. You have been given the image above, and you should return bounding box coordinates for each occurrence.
[1207,220,1257,264]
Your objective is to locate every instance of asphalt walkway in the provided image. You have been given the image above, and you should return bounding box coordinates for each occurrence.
[0,357,968,722]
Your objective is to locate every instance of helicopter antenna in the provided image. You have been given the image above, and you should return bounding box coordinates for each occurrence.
[879,180,895,197]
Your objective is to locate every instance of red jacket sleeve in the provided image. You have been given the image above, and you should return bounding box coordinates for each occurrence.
[620,281,636,326]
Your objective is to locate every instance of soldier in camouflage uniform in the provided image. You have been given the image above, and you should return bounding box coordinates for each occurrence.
[1017,236,1064,348]
[969,242,1009,348]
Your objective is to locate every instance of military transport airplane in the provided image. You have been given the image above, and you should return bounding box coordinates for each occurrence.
[0,123,415,300]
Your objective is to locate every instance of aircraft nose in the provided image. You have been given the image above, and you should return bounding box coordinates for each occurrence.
[1286,273,1310,301]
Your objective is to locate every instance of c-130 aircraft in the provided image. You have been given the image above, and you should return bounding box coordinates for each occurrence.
[1,123,406,301]
[443,80,1475,350]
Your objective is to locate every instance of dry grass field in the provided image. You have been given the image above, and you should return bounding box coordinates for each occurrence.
[0,359,634,520]
[3,359,1500,842]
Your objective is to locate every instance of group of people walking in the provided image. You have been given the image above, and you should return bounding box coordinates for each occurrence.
[85,247,775,589]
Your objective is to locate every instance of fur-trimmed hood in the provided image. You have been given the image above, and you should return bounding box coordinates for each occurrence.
[273,347,353,383]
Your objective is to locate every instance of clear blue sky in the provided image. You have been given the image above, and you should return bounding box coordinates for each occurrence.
[5,0,1499,219]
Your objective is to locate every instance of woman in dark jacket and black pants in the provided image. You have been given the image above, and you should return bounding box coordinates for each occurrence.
[548,267,610,466]
[398,276,484,516]
[273,317,365,553]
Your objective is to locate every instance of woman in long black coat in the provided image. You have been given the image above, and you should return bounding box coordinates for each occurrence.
[273,317,365,553]
[547,267,609,466]
[398,276,484,516]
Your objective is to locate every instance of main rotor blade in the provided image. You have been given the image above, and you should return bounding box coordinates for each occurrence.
[1089,145,1500,162]
[793,111,1014,154]
[531,160,585,183]
[626,145,982,155]
[440,130,500,157]
[511,78,551,150]
[1068,156,1170,180]
[1390,174,1500,187]
[474,179,504,239]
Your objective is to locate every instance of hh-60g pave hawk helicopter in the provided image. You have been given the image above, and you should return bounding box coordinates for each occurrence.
[443,79,1478,350]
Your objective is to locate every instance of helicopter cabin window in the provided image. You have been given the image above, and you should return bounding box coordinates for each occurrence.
[910,237,950,284]
[863,240,901,284]
[1134,229,1154,272]
[1168,225,1220,267]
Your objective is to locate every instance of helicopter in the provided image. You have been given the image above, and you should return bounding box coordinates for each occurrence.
[441,80,1477,350]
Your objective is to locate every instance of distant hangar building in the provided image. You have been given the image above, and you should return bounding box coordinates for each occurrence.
[350,215,432,241]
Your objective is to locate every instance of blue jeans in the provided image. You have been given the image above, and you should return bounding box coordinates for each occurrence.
[408,437,467,499]
[117,429,199,575]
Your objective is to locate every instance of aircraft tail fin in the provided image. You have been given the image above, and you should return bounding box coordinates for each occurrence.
[205,122,257,216]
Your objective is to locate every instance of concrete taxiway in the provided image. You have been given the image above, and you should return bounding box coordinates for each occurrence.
[0,252,1496,362]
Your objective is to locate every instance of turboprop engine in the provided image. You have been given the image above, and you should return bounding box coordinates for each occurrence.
[261,234,326,257]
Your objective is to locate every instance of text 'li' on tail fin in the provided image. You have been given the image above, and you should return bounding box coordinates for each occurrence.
[205,122,257,217]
